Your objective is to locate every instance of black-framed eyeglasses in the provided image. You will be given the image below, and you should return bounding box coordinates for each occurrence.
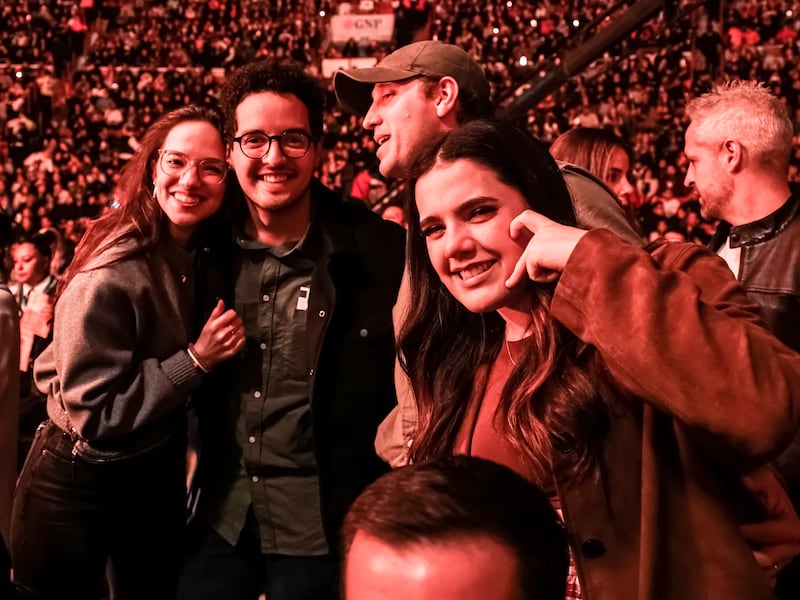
[232,130,316,160]
[157,150,228,184]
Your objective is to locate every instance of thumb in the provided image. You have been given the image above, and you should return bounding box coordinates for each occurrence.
[209,298,225,320]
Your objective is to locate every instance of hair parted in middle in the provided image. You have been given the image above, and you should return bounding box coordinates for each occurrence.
[57,104,227,297]
[549,127,633,182]
[401,119,609,483]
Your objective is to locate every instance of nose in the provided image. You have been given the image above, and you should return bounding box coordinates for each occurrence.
[617,175,634,198]
[443,225,475,259]
[362,104,379,132]
[683,166,693,188]
[178,163,201,185]
[260,138,285,164]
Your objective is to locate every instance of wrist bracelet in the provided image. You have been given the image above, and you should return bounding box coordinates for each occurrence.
[187,343,210,374]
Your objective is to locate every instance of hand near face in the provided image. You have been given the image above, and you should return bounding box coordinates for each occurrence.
[192,299,245,369]
[505,210,587,288]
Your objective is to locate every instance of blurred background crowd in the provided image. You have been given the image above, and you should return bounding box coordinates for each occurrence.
[1,0,799,275]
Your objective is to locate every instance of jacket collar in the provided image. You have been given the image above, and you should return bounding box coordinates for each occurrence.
[714,186,800,249]
[310,178,360,259]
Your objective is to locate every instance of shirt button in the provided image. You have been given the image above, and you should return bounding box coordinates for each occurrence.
[359,328,368,337]
[180,275,187,283]
[251,475,259,483]
[318,310,326,318]
[254,391,262,399]
[259,342,267,350]
[248,436,256,444]
[262,294,270,302]
[309,368,314,376]
[581,539,606,558]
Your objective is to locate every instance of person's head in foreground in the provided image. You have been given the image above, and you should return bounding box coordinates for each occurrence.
[334,40,493,178]
[341,455,569,600]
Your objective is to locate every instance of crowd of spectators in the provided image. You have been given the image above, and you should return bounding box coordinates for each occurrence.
[1,0,800,277]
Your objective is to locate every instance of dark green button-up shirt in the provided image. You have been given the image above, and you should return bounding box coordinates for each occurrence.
[211,224,327,556]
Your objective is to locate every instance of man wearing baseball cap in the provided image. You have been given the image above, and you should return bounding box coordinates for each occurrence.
[334,41,638,238]
[334,40,642,466]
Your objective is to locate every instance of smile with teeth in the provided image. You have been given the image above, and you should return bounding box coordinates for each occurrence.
[376,135,390,145]
[262,173,290,183]
[456,261,493,280]
[172,192,200,206]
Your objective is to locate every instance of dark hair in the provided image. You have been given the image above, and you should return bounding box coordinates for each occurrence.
[219,59,325,140]
[58,104,226,297]
[420,76,495,124]
[402,119,607,481]
[341,456,569,600]
[15,232,53,260]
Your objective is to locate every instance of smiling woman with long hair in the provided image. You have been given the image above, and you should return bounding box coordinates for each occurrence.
[10,105,245,600]
[400,119,800,600]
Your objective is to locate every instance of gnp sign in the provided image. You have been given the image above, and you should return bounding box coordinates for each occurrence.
[330,14,395,43]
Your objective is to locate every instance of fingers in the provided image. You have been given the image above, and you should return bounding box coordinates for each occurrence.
[509,209,548,239]
[195,307,245,369]
[505,254,529,289]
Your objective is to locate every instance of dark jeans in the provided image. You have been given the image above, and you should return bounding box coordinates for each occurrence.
[11,420,186,600]
[178,518,337,600]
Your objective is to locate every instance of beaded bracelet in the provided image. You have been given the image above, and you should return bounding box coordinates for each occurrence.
[187,343,210,374]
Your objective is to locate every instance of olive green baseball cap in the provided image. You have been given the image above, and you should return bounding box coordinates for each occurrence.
[334,41,490,115]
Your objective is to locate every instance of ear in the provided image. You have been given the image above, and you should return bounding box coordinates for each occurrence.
[722,139,743,173]
[433,76,460,120]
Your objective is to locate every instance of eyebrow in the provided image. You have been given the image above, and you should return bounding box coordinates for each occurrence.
[418,195,498,230]
[234,128,311,136]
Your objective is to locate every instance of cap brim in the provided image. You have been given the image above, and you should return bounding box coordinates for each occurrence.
[334,67,419,115]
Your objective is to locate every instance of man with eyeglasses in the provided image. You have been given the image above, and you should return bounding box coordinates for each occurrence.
[178,60,405,600]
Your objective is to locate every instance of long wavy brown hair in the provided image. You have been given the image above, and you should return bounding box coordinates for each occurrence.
[401,120,609,484]
[57,104,227,298]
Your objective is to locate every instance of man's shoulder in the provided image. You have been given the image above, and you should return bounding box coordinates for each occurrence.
[556,161,642,245]
[313,181,405,246]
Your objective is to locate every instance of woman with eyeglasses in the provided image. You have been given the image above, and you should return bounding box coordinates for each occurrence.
[10,105,245,600]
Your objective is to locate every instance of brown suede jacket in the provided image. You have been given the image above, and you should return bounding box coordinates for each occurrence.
[394,229,800,598]
[536,230,800,599]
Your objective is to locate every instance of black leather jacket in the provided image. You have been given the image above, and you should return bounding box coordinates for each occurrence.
[710,189,800,503]
[709,189,800,353]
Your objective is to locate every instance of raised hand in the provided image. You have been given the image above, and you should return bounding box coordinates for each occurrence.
[192,299,245,370]
[505,209,587,288]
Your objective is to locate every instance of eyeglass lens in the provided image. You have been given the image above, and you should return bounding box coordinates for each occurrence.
[159,150,227,183]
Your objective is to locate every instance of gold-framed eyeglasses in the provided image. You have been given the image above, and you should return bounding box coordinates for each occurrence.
[233,130,316,160]
[158,150,228,184]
